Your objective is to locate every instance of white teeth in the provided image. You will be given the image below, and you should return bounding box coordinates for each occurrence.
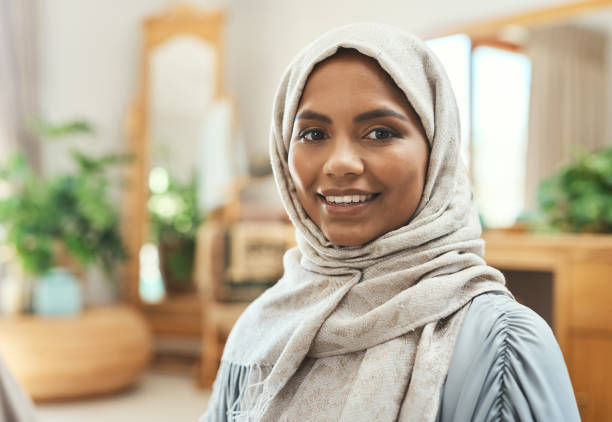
[324,194,374,204]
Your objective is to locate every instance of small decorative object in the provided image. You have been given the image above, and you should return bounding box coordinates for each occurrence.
[0,246,28,315]
[529,147,612,233]
[0,273,29,315]
[33,268,82,316]
[225,222,295,284]
[197,220,295,302]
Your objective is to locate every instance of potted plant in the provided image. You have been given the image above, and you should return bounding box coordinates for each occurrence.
[0,120,130,314]
[147,167,203,293]
[529,147,612,233]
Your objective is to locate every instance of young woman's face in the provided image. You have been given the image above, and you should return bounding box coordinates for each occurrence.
[288,51,430,246]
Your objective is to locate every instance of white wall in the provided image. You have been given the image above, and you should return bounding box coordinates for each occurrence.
[38,0,221,174]
[38,0,572,173]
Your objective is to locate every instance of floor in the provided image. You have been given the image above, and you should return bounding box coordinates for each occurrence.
[36,370,211,422]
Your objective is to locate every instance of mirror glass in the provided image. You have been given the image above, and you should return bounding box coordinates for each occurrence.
[150,35,216,181]
[140,35,217,303]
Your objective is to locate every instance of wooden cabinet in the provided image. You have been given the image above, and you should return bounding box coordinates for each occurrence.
[483,231,612,421]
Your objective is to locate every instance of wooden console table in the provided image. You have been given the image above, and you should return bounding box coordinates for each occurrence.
[482,231,612,422]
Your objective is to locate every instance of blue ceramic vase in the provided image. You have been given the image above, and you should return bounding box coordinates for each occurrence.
[33,268,83,316]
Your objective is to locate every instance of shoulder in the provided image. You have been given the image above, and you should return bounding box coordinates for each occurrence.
[437,292,581,422]
[466,291,553,348]
[453,292,558,376]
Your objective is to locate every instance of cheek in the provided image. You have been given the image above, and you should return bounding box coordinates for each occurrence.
[288,145,319,192]
[381,145,429,203]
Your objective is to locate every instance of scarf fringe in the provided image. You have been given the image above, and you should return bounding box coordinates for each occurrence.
[204,360,274,422]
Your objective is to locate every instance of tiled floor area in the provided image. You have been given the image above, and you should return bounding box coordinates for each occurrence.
[36,370,211,422]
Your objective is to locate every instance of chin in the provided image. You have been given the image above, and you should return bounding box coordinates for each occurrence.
[325,230,375,247]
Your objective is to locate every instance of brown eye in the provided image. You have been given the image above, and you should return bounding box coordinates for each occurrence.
[299,129,326,142]
[365,128,397,140]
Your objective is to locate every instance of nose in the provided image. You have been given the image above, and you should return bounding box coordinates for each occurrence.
[323,136,364,177]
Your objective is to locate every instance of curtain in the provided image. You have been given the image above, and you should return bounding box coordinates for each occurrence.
[525,24,608,209]
[0,0,39,170]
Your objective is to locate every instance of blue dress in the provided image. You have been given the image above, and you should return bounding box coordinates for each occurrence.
[436,291,580,421]
[204,292,581,421]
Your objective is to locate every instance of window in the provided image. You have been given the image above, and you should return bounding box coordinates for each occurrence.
[426,34,471,167]
[472,47,531,228]
[427,36,531,228]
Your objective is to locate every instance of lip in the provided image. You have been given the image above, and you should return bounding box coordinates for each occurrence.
[319,188,376,196]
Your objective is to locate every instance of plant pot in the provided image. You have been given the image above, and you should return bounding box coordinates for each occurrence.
[33,267,82,316]
[157,237,196,294]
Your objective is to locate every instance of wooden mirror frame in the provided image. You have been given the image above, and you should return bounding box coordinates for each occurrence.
[122,4,226,309]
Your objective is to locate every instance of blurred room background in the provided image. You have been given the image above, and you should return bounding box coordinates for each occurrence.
[1,0,611,421]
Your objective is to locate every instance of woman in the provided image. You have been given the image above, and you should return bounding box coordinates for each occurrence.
[202,23,580,421]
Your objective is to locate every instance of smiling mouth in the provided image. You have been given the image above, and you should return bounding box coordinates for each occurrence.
[317,193,379,206]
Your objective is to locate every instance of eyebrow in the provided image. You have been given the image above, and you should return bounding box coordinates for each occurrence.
[295,108,410,124]
[295,110,332,123]
[354,108,410,123]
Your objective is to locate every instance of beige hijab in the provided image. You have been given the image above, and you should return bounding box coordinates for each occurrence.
[205,23,509,422]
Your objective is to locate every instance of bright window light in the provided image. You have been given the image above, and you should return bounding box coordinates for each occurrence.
[472,47,531,228]
[426,34,471,167]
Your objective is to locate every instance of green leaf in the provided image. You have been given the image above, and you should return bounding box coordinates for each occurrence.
[532,146,612,234]
[27,118,94,138]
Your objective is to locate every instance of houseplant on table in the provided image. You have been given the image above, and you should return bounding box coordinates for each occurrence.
[0,120,130,314]
[530,147,612,233]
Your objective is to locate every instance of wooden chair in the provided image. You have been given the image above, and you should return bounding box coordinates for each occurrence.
[195,219,248,387]
[195,213,295,387]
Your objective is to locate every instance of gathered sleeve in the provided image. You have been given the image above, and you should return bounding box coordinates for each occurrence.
[437,292,581,422]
